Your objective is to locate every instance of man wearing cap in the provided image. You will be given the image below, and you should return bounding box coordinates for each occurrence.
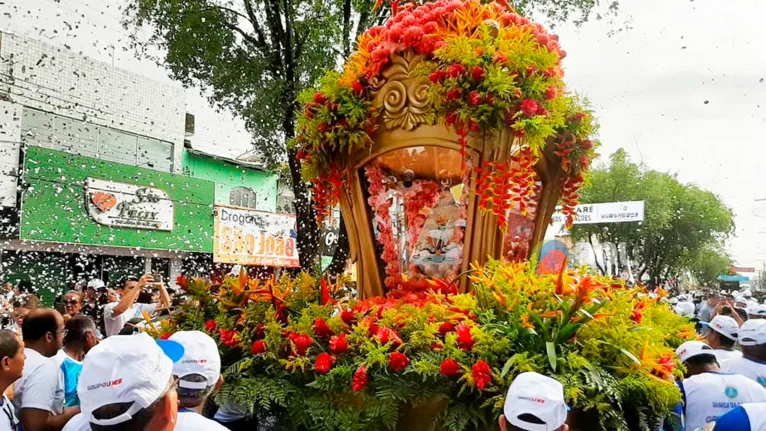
[674,340,766,431]
[167,331,229,431]
[711,401,766,430]
[62,332,185,431]
[703,315,743,362]
[722,319,766,387]
[498,372,568,431]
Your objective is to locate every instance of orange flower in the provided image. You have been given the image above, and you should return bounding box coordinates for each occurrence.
[520,313,534,330]
[539,310,562,319]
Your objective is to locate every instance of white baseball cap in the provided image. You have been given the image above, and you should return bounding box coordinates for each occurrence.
[78,333,184,426]
[87,279,106,290]
[703,315,740,341]
[168,330,221,389]
[739,319,766,346]
[675,341,716,363]
[503,372,567,431]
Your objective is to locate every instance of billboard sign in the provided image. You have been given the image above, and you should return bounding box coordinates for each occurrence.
[552,201,645,225]
[214,205,300,267]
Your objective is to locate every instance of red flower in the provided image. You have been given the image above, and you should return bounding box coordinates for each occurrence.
[472,360,492,390]
[375,327,403,347]
[631,309,644,325]
[545,86,557,100]
[318,123,330,133]
[290,333,313,356]
[352,366,368,392]
[389,352,410,372]
[440,358,460,377]
[314,92,328,104]
[445,111,458,125]
[341,308,356,324]
[520,99,539,117]
[471,66,485,82]
[446,89,462,100]
[314,318,334,337]
[493,53,508,65]
[296,148,308,161]
[431,342,444,351]
[439,321,455,336]
[219,329,239,348]
[314,353,336,374]
[455,323,475,351]
[429,70,446,83]
[204,319,217,332]
[176,275,189,291]
[448,63,467,78]
[329,333,349,354]
[525,65,537,76]
[160,333,171,340]
[485,93,495,105]
[256,324,265,339]
[579,140,594,150]
[251,340,267,355]
[352,81,365,96]
[468,91,483,106]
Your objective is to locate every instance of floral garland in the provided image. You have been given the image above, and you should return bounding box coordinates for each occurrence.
[295,0,599,232]
[365,164,401,289]
[402,180,440,252]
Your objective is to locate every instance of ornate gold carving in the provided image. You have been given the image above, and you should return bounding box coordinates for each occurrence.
[371,51,433,131]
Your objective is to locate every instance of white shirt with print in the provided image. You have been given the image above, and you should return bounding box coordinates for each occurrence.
[722,357,766,387]
[681,371,766,431]
[103,302,157,337]
[0,394,19,431]
[12,348,64,415]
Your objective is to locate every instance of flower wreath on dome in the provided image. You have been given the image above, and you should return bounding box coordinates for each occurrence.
[294,0,598,229]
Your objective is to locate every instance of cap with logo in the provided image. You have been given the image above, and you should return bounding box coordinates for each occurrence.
[78,332,184,426]
[168,330,222,389]
[702,315,740,341]
[738,319,766,346]
[503,372,567,431]
[675,340,716,363]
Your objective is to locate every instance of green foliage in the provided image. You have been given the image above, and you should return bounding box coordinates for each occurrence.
[570,149,735,285]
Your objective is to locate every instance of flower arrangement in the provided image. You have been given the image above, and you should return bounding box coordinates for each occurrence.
[165,261,693,431]
[294,0,599,229]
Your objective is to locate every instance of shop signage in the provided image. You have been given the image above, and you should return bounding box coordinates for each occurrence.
[214,205,300,267]
[85,178,174,231]
[730,266,756,273]
[552,201,645,225]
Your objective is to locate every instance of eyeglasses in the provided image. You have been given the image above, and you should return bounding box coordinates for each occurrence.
[64,299,80,305]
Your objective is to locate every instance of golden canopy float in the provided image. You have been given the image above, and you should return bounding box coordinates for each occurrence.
[295,0,598,298]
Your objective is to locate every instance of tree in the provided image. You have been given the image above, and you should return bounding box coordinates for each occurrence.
[570,149,735,286]
[123,0,618,272]
[682,245,732,287]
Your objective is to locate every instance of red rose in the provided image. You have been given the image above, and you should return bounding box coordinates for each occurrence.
[290,333,313,356]
[455,323,475,351]
[429,70,446,83]
[314,318,334,338]
[485,93,495,105]
[472,360,492,390]
[445,111,458,126]
[251,340,267,355]
[204,319,217,332]
[439,321,455,336]
[314,353,336,374]
[448,63,467,78]
[446,89,462,100]
[352,366,368,392]
[341,308,356,324]
[389,352,410,373]
[219,329,239,348]
[544,86,557,101]
[519,99,539,117]
[329,333,349,354]
[314,92,328,104]
[352,81,365,96]
[318,123,330,133]
[440,358,460,377]
[471,66,485,82]
[468,91,482,106]
[375,327,403,347]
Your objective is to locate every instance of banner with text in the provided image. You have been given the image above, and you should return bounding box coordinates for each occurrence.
[214,206,300,267]
[552,201,645,225]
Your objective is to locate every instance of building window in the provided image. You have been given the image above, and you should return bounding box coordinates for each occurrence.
[230,186,258,209]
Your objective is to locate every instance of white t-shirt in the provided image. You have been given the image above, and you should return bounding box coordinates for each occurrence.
[12,348,64,415]
[722,357,766,387]
[681,371,766,431]
[103,302,157,337]
[177,409,231,431]
[0,394,19,431]
[213,401,249,423]
[715,349,743,363]
[61,412,90,431]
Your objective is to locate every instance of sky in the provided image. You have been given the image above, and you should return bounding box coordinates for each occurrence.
[2,0,766,266]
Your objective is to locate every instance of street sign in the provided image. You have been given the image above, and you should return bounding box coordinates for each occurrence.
[730,267,756,273]
[718,275,750,282]
[552,201,645,225]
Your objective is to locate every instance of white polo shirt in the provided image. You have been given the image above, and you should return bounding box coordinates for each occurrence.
[0,394,19,431]
[12,348,64,415]
[177,409,231,431]
[103,302,157,337]
[681,371,766,431]
[714,349,743,363]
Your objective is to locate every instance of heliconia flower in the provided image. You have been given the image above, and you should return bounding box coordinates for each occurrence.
[352,81,365,96]
[313,92,328,104]
[468,91,483,106]
[545,86,557,100]
[520,313,535,330]
[251,340,267,355]
[439,321,455,336]
[290,333,313,356]
[471,65,485,82]
[329,333,349,354]
[440,358,460,377]
[631,309,644,325]
[519,99,539,117]
[352,365,368,391]
[472,360,492,390]
[455,323,475,351]
[314,353,336,374]
[389,352,410,372]
[314,318,334,337]
[204,319,217,332]
[446,89,462,100]
[448,63,467,78]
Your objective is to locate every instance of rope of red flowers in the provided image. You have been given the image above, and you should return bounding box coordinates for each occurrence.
[403,181,440,254]
[365,163,402,289]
